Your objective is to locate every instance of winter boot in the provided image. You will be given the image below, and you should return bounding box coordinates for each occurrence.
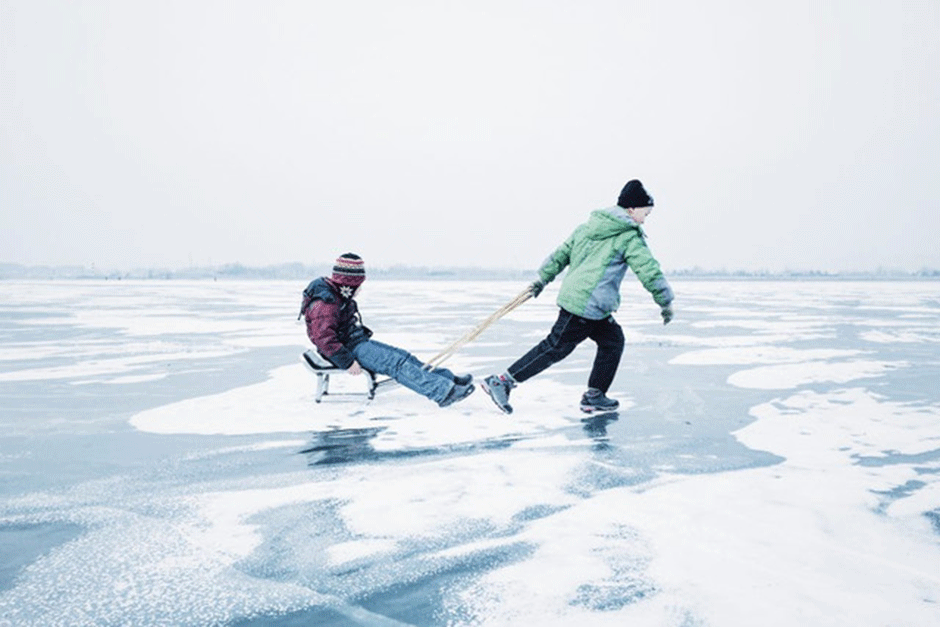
[580,388,619,413]
[439,380,475,407]
[481,374,515,414]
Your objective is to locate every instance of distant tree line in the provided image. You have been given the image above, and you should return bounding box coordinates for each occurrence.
[1,262,938,281]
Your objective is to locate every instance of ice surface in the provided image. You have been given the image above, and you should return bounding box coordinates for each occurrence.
[1,279,939,626]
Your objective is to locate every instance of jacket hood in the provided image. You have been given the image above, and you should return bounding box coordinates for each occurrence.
[309,277,337,301]
[584,206,642,240]
[298,276,338,320]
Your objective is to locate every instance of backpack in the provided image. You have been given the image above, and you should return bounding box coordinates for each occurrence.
[297,279,319,320]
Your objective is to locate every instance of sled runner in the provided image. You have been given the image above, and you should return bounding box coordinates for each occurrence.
[300,349,380,403]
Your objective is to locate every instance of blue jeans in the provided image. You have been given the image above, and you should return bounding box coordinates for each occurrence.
[352,340,456,404]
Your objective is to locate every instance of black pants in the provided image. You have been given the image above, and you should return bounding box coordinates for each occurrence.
[507,309,625,393]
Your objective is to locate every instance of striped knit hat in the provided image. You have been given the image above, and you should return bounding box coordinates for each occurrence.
[331,253,366,287]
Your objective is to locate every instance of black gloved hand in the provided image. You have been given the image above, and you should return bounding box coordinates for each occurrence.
[661,304,673,325]
[529,279,545,298]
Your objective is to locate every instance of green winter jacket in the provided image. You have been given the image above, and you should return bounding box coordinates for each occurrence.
[537,206,673,320]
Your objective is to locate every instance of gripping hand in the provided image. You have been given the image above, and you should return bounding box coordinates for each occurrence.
[529,279,545,298]
[660,304,673,325]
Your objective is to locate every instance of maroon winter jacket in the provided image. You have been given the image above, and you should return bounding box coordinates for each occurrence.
[302,277,372,369]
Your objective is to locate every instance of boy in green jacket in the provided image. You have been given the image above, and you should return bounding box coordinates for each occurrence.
[481,179,674,414]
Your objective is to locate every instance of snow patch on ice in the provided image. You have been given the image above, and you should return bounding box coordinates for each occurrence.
[670,346,864,366]
[0,349,240,383]
[130,363,587,456]
[860,328,940,344]
[727,359,905,389]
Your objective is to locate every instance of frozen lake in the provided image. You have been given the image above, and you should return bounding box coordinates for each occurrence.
[1,278,939,626]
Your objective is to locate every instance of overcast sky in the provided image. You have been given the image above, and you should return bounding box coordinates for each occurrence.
[2,0,938,273]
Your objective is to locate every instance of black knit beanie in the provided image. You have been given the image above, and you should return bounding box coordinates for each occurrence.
[617,179,654,208]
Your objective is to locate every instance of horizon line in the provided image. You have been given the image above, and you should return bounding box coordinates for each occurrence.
[1,261,938,280]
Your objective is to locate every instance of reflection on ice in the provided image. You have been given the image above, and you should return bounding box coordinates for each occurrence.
[301,426,389,465]
[580,412,619,449]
